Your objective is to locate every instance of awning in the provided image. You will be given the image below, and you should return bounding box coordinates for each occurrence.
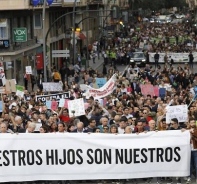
[79,32,86,40]
[76,32,86,40]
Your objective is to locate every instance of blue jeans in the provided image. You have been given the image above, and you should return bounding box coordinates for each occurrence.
[190,150,197,178]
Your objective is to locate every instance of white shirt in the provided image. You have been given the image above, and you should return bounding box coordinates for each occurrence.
[118,127,125,134]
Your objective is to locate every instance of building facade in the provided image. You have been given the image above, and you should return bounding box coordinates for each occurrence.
[0,0,129,85]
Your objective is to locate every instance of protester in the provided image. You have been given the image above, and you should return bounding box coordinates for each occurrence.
[1,18,197,184]
[154,51,160,69]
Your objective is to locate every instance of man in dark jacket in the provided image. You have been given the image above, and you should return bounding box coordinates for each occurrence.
[154,51,160,69]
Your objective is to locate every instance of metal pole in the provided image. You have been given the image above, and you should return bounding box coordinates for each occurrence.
[72,0,77,65]
[45,10,111,44]
[86,4,89,69]
[42,0,47,82]
[44,9,111,72]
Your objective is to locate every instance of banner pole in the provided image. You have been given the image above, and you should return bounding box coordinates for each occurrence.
[188,99,194,108]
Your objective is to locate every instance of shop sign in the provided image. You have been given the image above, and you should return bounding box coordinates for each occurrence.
[13,28,27,42]
[0,40,9,48]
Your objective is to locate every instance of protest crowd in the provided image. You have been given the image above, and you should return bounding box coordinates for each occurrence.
[1,20,197,184]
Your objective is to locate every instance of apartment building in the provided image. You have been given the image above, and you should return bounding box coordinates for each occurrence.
[186,0,196,9]
[0,0,129,84]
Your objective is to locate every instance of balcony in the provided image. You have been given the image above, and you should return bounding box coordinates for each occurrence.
[29,0,62,7]
[0,0,30,10]
[87,0,103,4]
[0,37,38,53]
[62,0,88,7]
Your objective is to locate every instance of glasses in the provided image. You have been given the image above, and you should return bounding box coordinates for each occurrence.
[103,128,109,130]
[96,131,100,133]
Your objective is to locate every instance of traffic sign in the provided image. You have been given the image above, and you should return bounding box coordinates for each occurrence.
[70,38,77,45]
[52,49,70,58]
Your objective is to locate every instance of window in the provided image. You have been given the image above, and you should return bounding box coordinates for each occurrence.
[34,13,42,29]
[0,19,8,39]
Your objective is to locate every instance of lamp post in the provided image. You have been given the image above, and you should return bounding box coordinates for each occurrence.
[42,0,47,82]
[43,9,112,81]
[86,4,89,69]
[72,0,78,65]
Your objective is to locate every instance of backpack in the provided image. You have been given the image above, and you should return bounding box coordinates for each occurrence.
[54,72,61,80]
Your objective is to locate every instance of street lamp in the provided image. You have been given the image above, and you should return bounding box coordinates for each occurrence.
[42,0,47,82]
[42,0,54,82]
[43,9,112,81]
[72,0,78,65]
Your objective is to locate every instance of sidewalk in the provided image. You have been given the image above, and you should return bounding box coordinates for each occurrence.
[79,57,104,84]
[82,56,104,71]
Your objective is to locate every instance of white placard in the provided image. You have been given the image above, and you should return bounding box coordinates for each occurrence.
[68,98,85,117]
[0,131,190,182]
[166,105,188,124]
[0,62,6,86]
[42,82,62,92]
[25,66,32,74]
[139,42,144,49]
[59,99,65,107]
[16,90,24,98]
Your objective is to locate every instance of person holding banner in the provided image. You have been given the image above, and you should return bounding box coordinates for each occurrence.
[188,51,194,70]
[185,118,197,183]
[57,122,67,133]
[84,118,97,133]
[154,51,160,69]
[0,122,10,133]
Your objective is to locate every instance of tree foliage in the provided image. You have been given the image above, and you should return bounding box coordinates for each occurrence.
[129,0,188,10]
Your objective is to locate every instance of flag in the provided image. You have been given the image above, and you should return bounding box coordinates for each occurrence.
[47,0,54,5]
[31,0,40,6]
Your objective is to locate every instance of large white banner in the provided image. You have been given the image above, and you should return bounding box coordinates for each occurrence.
[149,52,197,63]
[82,74,117,99]
[36,92,70,104]
[42,82,62,92]
[0,131,190,182]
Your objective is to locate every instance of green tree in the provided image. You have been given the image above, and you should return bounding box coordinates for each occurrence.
[129,0,187,11]
[165,0,188,9]
[140,0,164,11]
[128,0,143,10]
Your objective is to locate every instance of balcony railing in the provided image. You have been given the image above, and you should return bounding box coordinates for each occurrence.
[0,37,38,53]
[87,0,103,4]
[29,0,62,6]
[62,0,88,7]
